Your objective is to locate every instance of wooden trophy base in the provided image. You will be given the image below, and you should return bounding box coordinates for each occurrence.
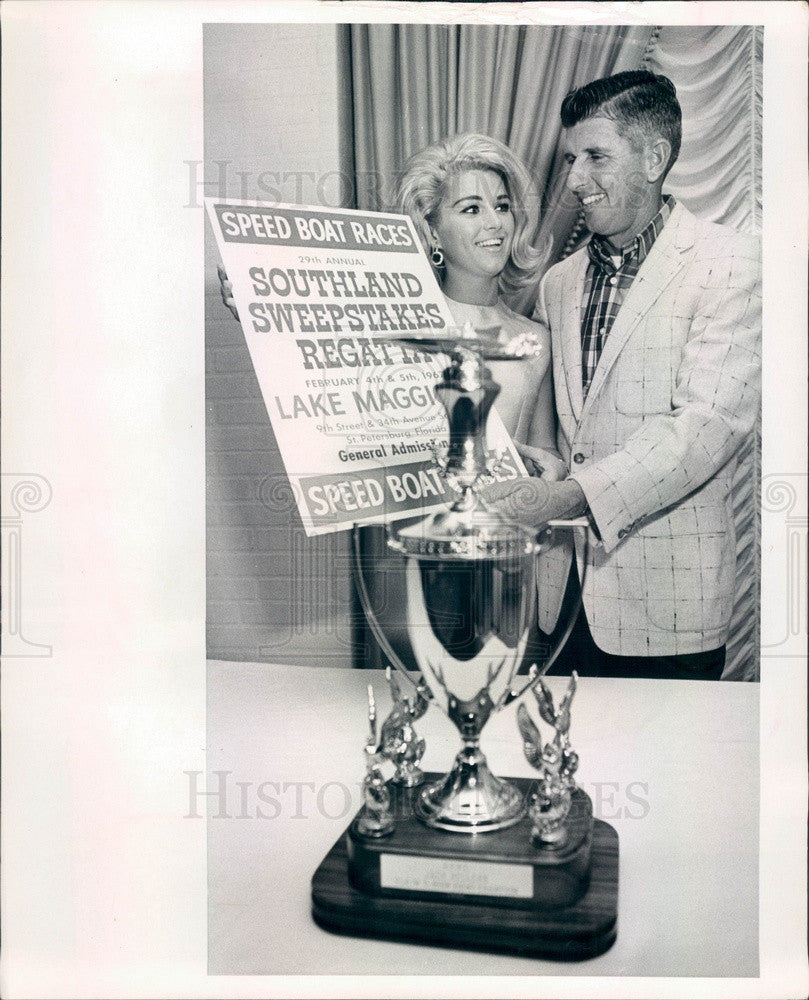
[311,775,619,961]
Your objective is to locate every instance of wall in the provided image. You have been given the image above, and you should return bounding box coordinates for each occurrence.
[204,24,356,666]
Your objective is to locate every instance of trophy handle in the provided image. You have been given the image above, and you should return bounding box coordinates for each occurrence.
[499,520,590,709]
[351,524,429,698]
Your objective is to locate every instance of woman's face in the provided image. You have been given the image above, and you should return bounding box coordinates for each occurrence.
[430,168,515,284]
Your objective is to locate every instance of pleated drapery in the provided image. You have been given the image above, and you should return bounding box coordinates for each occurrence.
[345,24,763,679]
[644,26,762,234]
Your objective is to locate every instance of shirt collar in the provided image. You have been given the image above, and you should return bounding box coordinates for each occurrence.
[588,195,676,273]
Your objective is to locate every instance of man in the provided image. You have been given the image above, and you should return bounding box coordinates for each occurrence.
[490,70,761,679]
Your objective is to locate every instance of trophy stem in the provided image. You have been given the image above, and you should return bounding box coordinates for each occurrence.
[414,737,525,833]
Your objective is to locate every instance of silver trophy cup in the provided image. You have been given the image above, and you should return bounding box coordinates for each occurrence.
[355,326,585,833]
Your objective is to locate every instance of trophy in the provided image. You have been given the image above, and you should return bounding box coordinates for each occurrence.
[354,684,396,839]
[311,326,619,960]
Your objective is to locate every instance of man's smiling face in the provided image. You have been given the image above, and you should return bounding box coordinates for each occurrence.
[562,115,663,249]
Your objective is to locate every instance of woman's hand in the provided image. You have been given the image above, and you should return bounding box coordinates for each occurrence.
[217,264,239,321]
[515,441,568,482]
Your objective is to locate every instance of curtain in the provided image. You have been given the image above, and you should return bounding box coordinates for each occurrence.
[644,26,762,233]
[643,26,763,679]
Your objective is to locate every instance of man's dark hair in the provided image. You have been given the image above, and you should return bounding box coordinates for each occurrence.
[561,70,682,175]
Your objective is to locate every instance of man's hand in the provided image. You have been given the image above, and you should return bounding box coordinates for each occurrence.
[481,476,587,530]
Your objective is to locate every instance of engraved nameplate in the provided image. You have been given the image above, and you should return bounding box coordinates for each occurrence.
[379,853,533,898]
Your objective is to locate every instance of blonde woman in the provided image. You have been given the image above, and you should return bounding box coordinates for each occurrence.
[395,132,564,478]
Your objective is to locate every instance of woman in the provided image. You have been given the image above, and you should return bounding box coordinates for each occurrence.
[394,132,564,478]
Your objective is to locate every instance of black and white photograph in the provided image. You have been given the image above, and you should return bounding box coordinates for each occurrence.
[2,2,807,999]
[205,19,765,978]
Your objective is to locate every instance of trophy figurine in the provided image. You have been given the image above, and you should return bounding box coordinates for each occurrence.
[354,684,395,839]
[313,326,619,961]
[379,666,428,787]
[518,670,580,847]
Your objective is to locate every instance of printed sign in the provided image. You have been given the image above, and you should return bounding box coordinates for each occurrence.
[206,199,526,535]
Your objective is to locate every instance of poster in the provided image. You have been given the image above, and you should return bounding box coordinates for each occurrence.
[206,199,526,533]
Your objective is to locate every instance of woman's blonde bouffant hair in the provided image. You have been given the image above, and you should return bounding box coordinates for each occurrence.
[393,133,549,297]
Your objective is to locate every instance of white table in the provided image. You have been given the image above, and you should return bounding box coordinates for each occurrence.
[207,661,758,977]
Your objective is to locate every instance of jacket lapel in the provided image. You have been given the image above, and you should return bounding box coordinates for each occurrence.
[580,203,697,418]
[557,252,588,423]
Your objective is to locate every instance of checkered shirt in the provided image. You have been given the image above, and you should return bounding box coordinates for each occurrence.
[581,195,676,396]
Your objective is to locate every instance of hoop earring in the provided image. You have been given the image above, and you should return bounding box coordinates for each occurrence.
[430,246,445,267]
